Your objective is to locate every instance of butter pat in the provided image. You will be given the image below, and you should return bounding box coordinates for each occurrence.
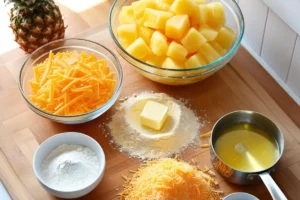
[140,100,169,131]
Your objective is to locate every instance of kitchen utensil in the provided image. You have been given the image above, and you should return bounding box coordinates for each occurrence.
[210,110,287,200]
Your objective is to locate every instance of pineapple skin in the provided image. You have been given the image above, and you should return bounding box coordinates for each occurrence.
[6,0,66,53]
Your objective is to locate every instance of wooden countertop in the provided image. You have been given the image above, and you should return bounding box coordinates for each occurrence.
[1,1,300,200]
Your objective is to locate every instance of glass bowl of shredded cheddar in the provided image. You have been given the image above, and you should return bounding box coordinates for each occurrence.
[19,38,123,124]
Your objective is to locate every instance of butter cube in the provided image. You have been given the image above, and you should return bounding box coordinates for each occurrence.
[140,100,168,130]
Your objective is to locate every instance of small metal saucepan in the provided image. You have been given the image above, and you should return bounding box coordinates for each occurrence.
[210,110,287,200]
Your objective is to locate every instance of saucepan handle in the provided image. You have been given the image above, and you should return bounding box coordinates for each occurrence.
[259,172,287,200]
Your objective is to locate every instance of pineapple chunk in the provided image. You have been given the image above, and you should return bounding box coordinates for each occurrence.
[199,24,218,41]
[146,54,166,66]
[210,41,227,55]
[162,57,186,76]
[143,8,174,30]
[127,38,151,59]
[140,64,159,74]
[195,51,208,64]
[199,4,209,24]
[150,31,169,56]
[181,28,207,53]
[132,0,157,20]
[207,2,226,28]
[185,52,207,68]
[190,5,201,27]
[170,0,193,15]
[198,43,221,63]
[119,6,135,25]
[194,0,207,4]
[166,42,188,61]
[155,0,171,11]
[162,57,183,69]
[165,15,190,40]
[117,24,137,42]
[170,0,200,26]
[216,26,236,50]
[138,26,154,44]
[160,0,174,5]
[119,38,132,49]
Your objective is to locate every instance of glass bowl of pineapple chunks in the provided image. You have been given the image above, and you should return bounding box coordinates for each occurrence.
[109,0,244,85]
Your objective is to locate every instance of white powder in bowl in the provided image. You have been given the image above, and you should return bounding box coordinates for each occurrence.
[41,144,100,191]
[108,92,201,159]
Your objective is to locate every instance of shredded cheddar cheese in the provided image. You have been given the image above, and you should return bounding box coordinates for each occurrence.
[200,143,210,148]
[200,131,212,138]
[28,51,116,116]
[120,158,221,200]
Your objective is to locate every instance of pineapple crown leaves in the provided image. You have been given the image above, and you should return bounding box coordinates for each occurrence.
[5,0,37,6]
[8,0,58,29]
[5,0,55,8]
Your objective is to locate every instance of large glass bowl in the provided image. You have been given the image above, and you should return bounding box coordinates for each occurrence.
[109,0,244,85]
[19,38,123,124]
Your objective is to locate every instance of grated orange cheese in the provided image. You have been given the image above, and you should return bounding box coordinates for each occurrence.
[28,51,116,116]
[120,158,220,200]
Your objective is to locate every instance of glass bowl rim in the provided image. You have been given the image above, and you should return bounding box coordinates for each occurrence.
[108,0,245,72]
[131,55,230,79]
[18,38,123,118]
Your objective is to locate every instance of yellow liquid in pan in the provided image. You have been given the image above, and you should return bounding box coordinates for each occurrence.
[215,123,280,172]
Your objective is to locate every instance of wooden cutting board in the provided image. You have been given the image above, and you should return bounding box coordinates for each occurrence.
[0,24,300,200]
[1,3,300,198]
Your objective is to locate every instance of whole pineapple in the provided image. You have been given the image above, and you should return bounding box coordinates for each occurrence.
[5,0,66,53]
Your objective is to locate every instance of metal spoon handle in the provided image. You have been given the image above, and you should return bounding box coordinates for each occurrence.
[259,172,287,200]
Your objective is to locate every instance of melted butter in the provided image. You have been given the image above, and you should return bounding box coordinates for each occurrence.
[215,123,279,172]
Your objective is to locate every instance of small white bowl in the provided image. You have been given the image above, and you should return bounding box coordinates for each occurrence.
[33,132,106,199]
[223,192,259,200]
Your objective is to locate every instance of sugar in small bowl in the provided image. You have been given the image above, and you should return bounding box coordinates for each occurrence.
[33,132,105,199]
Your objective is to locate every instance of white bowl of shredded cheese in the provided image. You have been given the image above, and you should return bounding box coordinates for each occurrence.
[33,132,105,199]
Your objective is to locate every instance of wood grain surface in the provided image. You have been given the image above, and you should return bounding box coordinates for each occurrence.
[0,1,300,200]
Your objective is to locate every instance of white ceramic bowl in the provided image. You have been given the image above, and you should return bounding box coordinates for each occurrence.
[33,132,106,199]
[223,192,259,200]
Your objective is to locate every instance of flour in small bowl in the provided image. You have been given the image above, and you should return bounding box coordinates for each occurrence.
[41,144,100,191]
[108,92,201,159]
